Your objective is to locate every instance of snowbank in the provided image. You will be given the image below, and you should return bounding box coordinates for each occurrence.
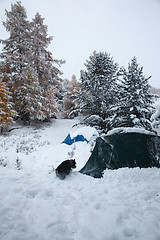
[0,119,160,240]
[1,166,160,240]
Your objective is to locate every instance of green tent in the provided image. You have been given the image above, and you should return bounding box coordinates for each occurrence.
[80,132,160,178]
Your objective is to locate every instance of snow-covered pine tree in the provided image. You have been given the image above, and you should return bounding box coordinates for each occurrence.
[63,75,81,119]
[0,2,64,123]
[30,12,65,118]
[43,84,59,119]
[0,2,31,83]
[109,57,155,131]
[80,51,119,131]
[31,13,52,89]
[15,66,47,123]
[0,76,16,132]
[31,12,64,89]
[0,2,33,122]
[0,63,11,88]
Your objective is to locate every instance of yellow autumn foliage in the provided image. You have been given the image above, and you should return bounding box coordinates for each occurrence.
[0,77,16,128]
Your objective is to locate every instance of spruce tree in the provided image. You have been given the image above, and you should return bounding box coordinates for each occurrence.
[80,51,118,131]
[110,57,155,131]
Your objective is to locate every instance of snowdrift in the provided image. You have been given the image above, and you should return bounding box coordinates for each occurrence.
[80,132,160,178]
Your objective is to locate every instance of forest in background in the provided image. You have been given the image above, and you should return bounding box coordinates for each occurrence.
[0,1,160,133]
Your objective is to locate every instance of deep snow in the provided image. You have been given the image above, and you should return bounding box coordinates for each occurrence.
[0,119,160,240]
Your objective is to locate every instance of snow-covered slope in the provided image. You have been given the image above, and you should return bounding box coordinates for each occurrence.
[0,119,160,240]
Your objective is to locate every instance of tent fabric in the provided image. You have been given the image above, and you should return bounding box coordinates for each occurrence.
[62,133,89,145]
[80,132,160,178]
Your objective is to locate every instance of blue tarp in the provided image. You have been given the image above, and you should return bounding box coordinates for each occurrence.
[62,133,89,145]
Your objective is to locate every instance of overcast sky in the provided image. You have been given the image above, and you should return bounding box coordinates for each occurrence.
[0,0,160,87]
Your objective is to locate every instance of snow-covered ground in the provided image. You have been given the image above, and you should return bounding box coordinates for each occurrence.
[0,119,160,240]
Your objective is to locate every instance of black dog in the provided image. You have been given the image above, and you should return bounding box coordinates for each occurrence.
[55,159,76,180]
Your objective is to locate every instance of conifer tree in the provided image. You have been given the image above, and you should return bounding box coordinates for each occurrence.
[63,75,81,119]
[30,12,64,90]
[0,1,31,78]
[30,12,65,119]
[0,63,11,88]
[80,51,118,131]
[15,66,47,123]
[0,2,64,123]
[43,84,59,119]
[109,57,155,131]
[0,2,33,121]
[0,76,16,131]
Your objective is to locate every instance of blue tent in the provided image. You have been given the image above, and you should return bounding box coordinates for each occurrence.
[62,133,89,145]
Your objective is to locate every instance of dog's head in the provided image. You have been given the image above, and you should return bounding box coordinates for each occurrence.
[70,159,76,169]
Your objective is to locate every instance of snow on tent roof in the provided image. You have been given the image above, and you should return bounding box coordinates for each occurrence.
[106,127,157,136]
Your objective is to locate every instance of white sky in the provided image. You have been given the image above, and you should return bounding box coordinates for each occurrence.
[0,0,160,87]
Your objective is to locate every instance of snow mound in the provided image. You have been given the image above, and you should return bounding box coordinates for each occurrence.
[70,126,99,141]
[151,100,160,131]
